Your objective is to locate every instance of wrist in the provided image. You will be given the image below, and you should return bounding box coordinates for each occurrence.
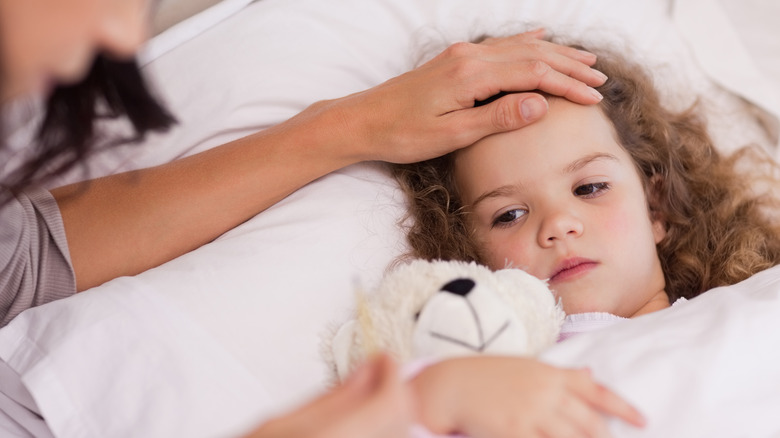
[298,93,375,166]
[408,359,464,434]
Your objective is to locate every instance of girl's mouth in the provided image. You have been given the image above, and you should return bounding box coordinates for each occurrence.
[549,258,598,283]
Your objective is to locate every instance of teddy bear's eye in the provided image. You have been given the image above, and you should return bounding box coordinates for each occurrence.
[414,311,421,321]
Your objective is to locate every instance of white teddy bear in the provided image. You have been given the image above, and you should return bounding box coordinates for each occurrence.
[324,259,565,383]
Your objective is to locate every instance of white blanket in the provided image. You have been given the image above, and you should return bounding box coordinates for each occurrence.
[541,264,780,437]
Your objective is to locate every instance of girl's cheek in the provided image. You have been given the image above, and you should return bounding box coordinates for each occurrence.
[604,214,630,235]
[483,237,511,270]
[600,203,635,235]
[486,237,535,272]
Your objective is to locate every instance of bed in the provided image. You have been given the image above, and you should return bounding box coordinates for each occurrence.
[1,0,779,436]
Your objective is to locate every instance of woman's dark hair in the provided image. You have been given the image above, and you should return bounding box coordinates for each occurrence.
[2,53,176,194]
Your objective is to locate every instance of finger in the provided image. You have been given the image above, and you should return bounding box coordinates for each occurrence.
[532,37,599,67]
[485,47,604,87]
[479,28,546,47]
[558,396,613,438]
[571,370,647,428]
[522,60,603,104]
[245,356,408,438]
[334,354,413,436]
[363,353,403,397]
[445,93,548,146]
[536,414,591,438]
[435,40,604,95]
[302,353,391,419]
[476,59,602,105]
[478,29,598,67]
[535,50,607,87]
[344,353,402,400]
[525,27,547,40]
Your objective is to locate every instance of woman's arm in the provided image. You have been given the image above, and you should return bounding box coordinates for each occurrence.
[52,30,607,291]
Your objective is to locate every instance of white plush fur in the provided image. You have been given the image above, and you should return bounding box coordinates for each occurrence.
[325,259,565,382]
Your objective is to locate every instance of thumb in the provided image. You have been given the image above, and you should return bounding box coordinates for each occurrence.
[450,93,548,147]
[491,93,549,131]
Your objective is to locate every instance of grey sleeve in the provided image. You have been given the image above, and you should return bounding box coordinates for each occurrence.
[0,187,76,327]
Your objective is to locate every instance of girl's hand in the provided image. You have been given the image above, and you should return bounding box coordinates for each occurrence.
[326,28,607,165]
[244,354,412,438]
[411,356,645,438]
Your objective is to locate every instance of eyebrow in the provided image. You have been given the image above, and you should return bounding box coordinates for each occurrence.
[563,152,619,174]
[471,185,517,209]
[469,152,620,209]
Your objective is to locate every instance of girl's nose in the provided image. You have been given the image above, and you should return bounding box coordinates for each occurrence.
[537,209,584,247]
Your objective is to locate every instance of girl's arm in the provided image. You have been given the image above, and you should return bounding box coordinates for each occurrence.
[53,30,607,291]
[410,356,646,438]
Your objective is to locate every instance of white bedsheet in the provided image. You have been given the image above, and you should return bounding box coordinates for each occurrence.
[0,0,778,437]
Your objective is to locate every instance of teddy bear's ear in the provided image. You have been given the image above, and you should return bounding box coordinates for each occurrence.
[331,320,358,382]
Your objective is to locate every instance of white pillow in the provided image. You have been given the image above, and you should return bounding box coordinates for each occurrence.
[0,0,777,437]
[142,0,256,64]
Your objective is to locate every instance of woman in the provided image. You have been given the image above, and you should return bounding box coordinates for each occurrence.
[0,1,633,436]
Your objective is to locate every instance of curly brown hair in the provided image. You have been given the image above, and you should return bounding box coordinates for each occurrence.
[394,43,780,302]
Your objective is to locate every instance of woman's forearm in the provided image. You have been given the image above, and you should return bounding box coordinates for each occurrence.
[53,30,607,291]
[53,100,353,291]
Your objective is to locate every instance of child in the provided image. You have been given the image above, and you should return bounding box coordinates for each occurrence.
[395,40,780,325]
[393,39,780,436]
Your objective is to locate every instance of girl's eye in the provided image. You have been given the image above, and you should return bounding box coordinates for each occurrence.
[492,209,527,228]
[574,182,610,198]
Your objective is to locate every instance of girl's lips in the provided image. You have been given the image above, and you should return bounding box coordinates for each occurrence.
[549,258,598,283]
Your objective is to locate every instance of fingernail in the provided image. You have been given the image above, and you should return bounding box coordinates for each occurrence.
[578,49,597,60]
[521,97,548,120]
[592,68,608,83]
[589,87,604,101]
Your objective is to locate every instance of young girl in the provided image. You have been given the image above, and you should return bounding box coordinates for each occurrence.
[395,40,780,325]
[393,40,780,436]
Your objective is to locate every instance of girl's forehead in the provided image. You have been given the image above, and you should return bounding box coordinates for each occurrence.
[452,99,633,201]
[456,99,621,169]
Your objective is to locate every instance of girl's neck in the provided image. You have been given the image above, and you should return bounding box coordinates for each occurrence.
[630,290,671,318]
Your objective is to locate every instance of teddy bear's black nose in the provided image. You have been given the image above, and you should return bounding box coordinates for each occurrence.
[440,278,475,296]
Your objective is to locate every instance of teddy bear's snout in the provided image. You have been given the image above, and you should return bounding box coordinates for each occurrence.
[440,278,475,296]
[413,276,531,359]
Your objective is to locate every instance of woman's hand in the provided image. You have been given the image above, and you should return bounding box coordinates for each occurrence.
[55,30,607,292]
[328,28,607,165]
[411,356,646,438]
[246,355,412,438]
[243,354,413,438]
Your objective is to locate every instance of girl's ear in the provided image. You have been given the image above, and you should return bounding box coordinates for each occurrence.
[652,217,667,244]
[647,174,668,243]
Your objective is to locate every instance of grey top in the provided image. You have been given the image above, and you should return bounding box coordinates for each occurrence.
[0,187,75,327]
